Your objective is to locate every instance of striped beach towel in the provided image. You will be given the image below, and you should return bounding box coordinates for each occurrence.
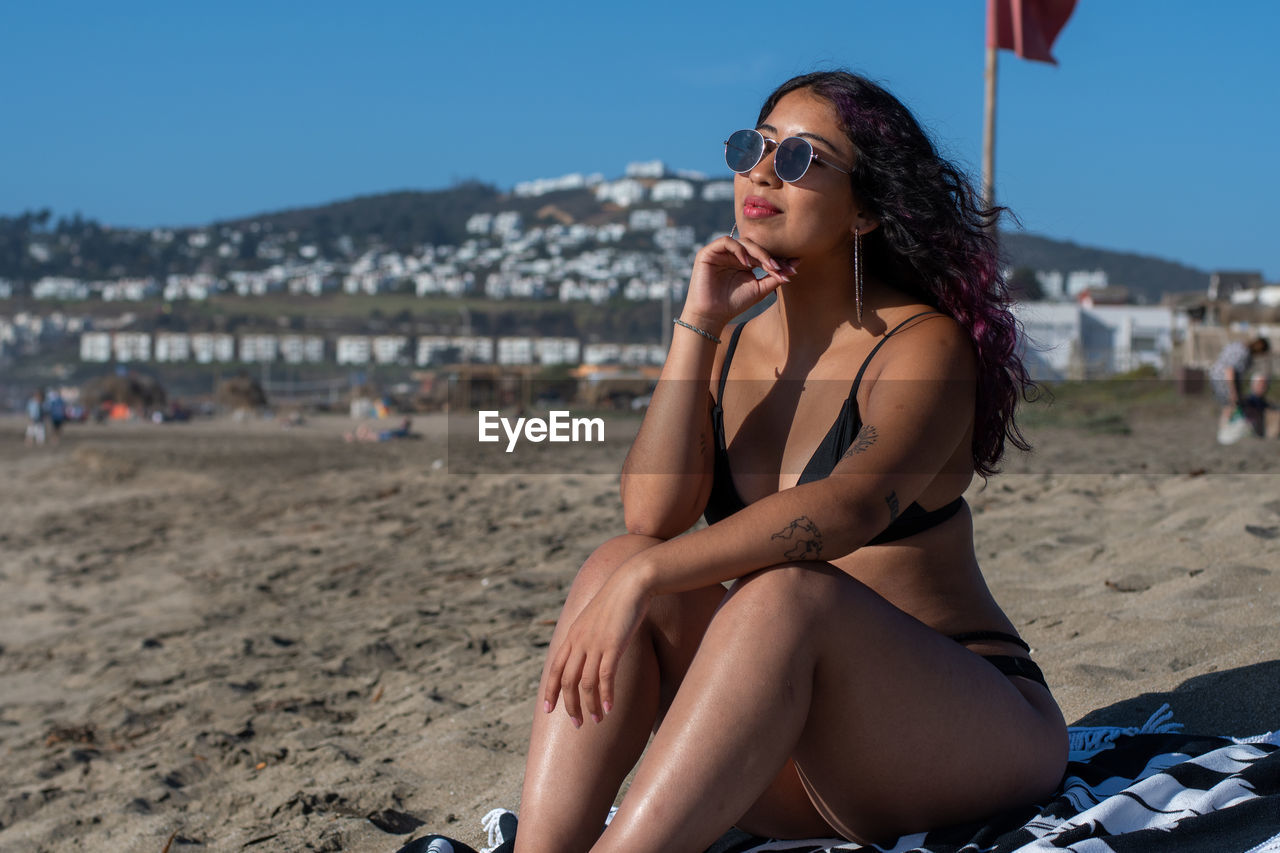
[402,707,1280,853]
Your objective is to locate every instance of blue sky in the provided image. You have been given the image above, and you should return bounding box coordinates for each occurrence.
[3,1,1277,279]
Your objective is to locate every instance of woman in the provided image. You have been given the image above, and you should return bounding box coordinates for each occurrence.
[515,71,1068,853]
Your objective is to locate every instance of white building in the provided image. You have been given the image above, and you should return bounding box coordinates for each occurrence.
[582,342,663,365]
[620,343,664,366]
[654,226,696,251]
[513,172,602,197]
[1228,284,1280,307]
[113,332,151,362]
[287,270,337,296]
[192,333,236,364]
[344,270,393,295]
[559,279,616,304]
[650,179,695,203]
[155,332,192,362]
[1087,305,1183,375]
[485,273,546,300]
[239,334,279,363]
[32,277,89,300]
[1034,270,1065,301]
[164,274,215,301]
[497,337,535,365]
[584,343,621,365]
[536,337,580,365]
[1065,269,1109,299]
[596,179,647,207]
[629,209,668,231]
[597,223,626,242]
[416,335,495,365]
[336,335,372,365]
[371,335,410,365]
[624,277,677,301]
[279,335,325,364]
[1013,302,1083,379]
[1014,302,1182,379]
[453,335,494,363]
[102,278,160,301]
[492,211,523,240]
[80,332,112,362]
[228,270,282,297]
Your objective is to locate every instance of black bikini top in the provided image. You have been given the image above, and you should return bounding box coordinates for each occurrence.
[704,310,965,544]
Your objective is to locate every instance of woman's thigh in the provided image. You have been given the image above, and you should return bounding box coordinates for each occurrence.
[721,564,1067,843]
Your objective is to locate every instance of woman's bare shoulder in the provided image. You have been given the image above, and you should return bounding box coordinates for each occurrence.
[878,309,976,380]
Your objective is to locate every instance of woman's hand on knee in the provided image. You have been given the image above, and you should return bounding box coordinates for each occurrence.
[543,563,654,726]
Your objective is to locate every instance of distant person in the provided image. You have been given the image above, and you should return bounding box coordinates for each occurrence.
[24,389,47,447]
[1242,367,1277,438]
[1210,336,1270,438]
[343,417,414,442]
[45,389,67,444]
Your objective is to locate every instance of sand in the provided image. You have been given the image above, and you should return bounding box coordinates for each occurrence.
[1,401,1278,851]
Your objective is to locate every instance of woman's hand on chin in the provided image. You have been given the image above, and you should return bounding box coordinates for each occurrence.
[681,234,797,334]
[542,559,656,727]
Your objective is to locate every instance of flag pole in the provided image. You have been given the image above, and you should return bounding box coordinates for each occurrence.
[981,43,998,214]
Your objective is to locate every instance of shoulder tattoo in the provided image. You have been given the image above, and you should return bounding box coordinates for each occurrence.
[771,515,824,561]
[841,423,878,460]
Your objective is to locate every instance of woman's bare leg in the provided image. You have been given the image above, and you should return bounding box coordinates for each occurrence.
[515,534,724,853]
[594,564,1067,853]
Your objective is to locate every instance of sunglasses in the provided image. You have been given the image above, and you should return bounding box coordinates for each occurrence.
[724,128,852,183]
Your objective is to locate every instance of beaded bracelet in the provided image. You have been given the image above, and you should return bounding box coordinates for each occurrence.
[673,318,722,345]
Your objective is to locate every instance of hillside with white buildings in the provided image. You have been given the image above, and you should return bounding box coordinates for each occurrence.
[3,161,1274,380]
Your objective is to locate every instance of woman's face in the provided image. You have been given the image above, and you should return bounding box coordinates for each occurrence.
[734,88,865,260]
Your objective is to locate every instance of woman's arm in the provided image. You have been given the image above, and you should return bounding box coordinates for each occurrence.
[617,320,722,539]
[618,236,794,539]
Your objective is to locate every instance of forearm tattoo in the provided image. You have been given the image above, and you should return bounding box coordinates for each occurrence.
[841,423,878,459]
[771,515,824,560]
[885,491,900,523]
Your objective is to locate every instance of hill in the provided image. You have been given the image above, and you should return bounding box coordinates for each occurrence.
[3,180,1209,303]
[999,231,1207,303]
[224,185,1209,302]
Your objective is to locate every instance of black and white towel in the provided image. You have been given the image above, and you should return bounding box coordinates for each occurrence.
[405,706,1280,853]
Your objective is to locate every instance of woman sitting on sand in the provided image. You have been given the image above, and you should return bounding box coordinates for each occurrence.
[516,71,1068,852]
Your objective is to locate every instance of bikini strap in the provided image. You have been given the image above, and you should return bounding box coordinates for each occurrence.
[949,630,1032,652]
[848,310,945,399]
[715,320,750,404]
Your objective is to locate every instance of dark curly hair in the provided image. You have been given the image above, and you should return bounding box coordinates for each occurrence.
[758,70,1035,476]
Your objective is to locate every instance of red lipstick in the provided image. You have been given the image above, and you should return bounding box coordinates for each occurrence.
[743,196,781,219]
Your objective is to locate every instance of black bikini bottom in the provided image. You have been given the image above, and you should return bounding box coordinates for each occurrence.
[980,655,1048,689]
[948,630,1048,690]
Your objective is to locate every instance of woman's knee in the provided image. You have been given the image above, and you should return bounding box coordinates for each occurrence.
[570,533,664,593]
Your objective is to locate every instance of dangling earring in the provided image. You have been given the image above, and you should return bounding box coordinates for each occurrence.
[854,226,864,325]
[729,222,739,239]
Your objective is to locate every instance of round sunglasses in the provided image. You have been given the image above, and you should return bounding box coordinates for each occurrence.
[724,129,852,183]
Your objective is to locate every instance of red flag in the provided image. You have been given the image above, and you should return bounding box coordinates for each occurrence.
[987,0,1077,65]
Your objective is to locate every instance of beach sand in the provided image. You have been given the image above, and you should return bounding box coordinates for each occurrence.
[1,400,1277,851]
